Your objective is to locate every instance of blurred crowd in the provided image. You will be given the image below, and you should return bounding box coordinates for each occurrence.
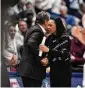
[2,0,85,87]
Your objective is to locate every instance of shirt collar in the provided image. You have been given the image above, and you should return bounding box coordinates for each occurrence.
[38,24,46,35]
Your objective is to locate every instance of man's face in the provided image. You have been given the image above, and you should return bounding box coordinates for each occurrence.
[8,26,16,39]
[44,20,50,33]
[19,21,27,33]
[60,9,67,16]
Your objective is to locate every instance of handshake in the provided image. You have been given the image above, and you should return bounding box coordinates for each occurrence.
[40,57,48,66]
[39,44,49,66]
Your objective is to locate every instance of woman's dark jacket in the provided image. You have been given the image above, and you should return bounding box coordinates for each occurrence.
[45,33,71,87]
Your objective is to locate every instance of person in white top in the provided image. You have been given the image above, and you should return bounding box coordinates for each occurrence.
[3,20,28,66]
[3,23,18,66]
[9,0,27,16]
[30,0,55,13]
[15,20,28,46]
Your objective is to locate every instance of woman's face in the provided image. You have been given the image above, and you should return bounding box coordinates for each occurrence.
[47,20,56,34]
[8,26,16,38]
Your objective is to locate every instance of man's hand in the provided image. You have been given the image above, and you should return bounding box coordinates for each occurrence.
[41,57,48,66]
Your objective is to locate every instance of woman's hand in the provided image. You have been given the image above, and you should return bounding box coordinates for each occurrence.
[39,45,49,53]
[41,57,48,66]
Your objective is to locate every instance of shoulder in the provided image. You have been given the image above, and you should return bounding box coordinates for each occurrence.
[61,33,70,43]
[29,24,44,34]
[15,32,24,43]
[15,32,22,37]
[32,24,41,30]
[25,25,44,40]
[61,32,70,39]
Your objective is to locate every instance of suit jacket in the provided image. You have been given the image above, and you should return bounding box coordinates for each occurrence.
[18,24,46,81]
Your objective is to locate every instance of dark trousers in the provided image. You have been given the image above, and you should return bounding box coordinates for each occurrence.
[21,76,42,87]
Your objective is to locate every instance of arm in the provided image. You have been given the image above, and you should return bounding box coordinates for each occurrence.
[49,37,70,61]
[27,30,49,65]
[40,36,71,61]
[3,50,18,66]
[27,30,43,55]
[3,49,13,60]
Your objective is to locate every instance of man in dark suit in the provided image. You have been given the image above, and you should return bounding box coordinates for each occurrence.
[18,11,50,87]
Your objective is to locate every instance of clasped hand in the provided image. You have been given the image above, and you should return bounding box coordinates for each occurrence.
[40,57,48,66]
[39,45,49,53]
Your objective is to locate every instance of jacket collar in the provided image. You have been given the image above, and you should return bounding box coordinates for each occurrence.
[38,24,46,35]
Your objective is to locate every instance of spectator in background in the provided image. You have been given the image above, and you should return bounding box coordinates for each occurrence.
[8,0,27,22]
[78,3,85,26]
[71,25,85,62]
[39,18,71,87]
[26,1,36,26]
[18,11,50,87]
[3,20,28,71]
[59,5,76,35]
[34,0,56,13]
[9,0,27,15]
[14,1,36,28]
[3,23,18,66]
[64,0,70,9]
[51,0,65,14]
[68,0,84,17]
[78,3,85,19]
[47,0,65,19]
[71,25,85,72]
[15,20,28,61]
[17,20,27,37]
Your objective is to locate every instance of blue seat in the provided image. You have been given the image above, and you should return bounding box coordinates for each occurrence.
[71,72,83,87]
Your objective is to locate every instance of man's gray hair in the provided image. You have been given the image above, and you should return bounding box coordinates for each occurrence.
[36,11,50,24]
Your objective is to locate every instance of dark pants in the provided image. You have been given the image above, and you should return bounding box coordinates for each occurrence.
[21,76,42,87]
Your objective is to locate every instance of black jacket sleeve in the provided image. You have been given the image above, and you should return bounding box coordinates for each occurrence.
[27,30,43,55]
[48,36,71,61]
